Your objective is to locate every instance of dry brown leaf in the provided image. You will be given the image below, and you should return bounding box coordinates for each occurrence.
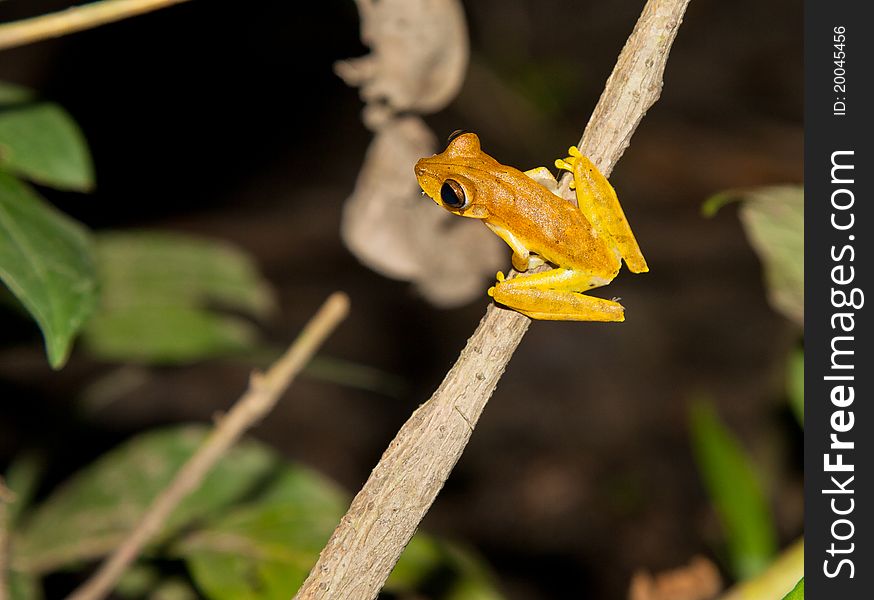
[338,0,503,307]
[334,0,468,129]
[629,556,723,600]
[341,117,504,307]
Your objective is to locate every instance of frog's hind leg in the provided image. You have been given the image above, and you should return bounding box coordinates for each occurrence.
[488,268,625,322]
[555,149,649,274]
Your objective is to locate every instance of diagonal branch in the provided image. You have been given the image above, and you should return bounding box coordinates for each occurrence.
[66,292,350,600]
[294,1,691,598]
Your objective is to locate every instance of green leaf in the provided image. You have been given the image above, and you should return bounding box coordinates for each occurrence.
[83,231,275,364]
[84,306,257,363]
[8,570,43,600]
[0,173,98,368]
[177,467,503,600]
[782,577,804,600]
[0,86,93,191]
[703,186,803,325]
[181,504,504,600]
[116,564,162,598]
[689,399,777,579]
[440,542,505,600]
[175,463,347,600]
[149,578,199,600]
[0,81,35,105]
[3,451,45,527]
[787,348,804,427]
[12,426,286,575]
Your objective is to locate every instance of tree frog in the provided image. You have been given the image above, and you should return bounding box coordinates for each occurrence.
[414,132,648,321]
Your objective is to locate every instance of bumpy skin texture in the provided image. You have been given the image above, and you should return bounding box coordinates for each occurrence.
[414,133,648,321]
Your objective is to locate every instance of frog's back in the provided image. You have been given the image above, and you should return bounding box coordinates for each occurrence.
[490,167,620,275]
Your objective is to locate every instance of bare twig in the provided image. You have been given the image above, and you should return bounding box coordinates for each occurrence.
[0,0,193,51]
[294,1,691,598]
[66,292,351,600]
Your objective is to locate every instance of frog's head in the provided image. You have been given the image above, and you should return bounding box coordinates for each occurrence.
[414,132,498,219]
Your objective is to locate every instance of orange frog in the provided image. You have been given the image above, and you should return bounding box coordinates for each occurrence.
[414,133,648,321]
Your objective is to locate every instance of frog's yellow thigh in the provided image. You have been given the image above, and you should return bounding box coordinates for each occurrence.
[488,268,625,322]
[557,151,649,274]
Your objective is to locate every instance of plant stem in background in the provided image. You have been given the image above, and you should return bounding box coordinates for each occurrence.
[65,292,350,600]
[0,0,193,51]
[294,1,691,598]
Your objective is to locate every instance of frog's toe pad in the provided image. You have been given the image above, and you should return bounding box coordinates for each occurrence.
[555,158,573,172]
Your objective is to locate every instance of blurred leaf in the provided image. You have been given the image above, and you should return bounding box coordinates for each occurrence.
[0,173,98,368]
[84,306,257,364]
[182,502,502,600]
[703,186,803,325]
[385,534,444,590]
[8,570,43,600]
[441,542,505,600]
[304,356,407,398]
[175,464,346,600]
[3,451,45,526]
[13,426,285,574]
[178,465,502,600]
[116,564,162,598]
[689,399,777,579]
[149,578,199,600]
[0,83,94,191]
[787,348,804,427]
[0,81,35,105]
[180,502,341,600]
[83,231,276,364]
[12,423,502,598]
[782,577,803,600]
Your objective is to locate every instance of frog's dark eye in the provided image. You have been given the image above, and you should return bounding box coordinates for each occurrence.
[440,179,467,209]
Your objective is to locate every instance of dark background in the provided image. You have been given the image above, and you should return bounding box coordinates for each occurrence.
[0,1,803,598]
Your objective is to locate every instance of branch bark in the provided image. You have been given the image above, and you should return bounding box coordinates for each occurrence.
[0,0,193,52]
[66,292,350,600]
[295,1,691,598]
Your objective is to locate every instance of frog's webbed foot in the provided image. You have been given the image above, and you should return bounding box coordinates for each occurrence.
[555,147,649,274]
[488,268,625,322]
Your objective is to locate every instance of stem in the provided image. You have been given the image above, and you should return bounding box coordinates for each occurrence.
[66,292,350,600]
[0,0,193,51]
[294,1,691,598]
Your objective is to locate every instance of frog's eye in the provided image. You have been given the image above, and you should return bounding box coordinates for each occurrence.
[440,179,467,209]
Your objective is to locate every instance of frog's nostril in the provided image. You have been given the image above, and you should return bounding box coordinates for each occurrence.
[414,164,424,177]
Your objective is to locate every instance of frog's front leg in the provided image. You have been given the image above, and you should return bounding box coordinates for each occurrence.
[484,222,544,272]
[488,268,624,322]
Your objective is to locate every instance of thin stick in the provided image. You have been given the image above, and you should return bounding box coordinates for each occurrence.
[0,0,193,51]
[294,1,691,598]
[66,292,351,600]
